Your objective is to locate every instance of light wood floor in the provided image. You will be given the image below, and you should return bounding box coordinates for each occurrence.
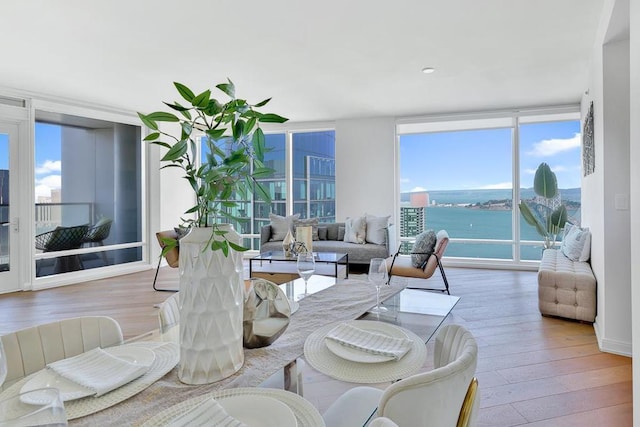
[0,266,632,426]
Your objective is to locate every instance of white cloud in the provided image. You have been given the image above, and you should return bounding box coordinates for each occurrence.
[400,178,411,184]
[479,182,512,190]
[410,186,427,192]
[527,133,580,157]
[34,175,61,198]
[35,160,61,175]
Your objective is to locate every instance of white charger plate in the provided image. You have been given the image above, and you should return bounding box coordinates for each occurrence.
[20,346,156,404]
[324,320,409,363]
[219,395,297,427]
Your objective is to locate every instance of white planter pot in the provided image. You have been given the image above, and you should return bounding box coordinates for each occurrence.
[177,224,244,384]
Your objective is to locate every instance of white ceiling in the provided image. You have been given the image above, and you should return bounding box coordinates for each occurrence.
[0,0,604,123]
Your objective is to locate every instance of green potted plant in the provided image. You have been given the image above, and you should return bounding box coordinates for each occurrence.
[138,79,287,255]
[519,162,568,249]
[139,80,288,385]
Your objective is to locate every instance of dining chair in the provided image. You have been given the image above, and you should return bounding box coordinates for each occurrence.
[322,324,478,427]
[157,292,180,333]
[386,229,450,294]
[0,316,123,389]
[369,417,399,427]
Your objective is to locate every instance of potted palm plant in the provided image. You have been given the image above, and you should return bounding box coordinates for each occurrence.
[519,162,568,249]
[139,80,287,384]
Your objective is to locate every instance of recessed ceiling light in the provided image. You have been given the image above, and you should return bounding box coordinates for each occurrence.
[421,67,435,74]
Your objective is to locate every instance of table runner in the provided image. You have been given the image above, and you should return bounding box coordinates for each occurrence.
[70,278,405,426]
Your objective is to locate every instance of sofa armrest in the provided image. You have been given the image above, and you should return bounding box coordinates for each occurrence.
[260,225,273,246]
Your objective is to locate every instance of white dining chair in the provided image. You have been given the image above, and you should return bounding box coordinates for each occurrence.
[369,417,399,427]
[322,324,479,427]
[157,291,180,333]
[0,316,123,389]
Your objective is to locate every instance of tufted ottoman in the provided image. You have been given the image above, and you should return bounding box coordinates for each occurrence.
[538,248,596,322]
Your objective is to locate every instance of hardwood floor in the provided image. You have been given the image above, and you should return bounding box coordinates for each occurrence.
[0,265,631,426]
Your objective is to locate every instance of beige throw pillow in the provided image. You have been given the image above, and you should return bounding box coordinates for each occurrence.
[269,213,300,241]
[344,216,367,244]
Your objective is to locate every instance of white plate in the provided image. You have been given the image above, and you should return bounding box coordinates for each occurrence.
[218,395,297,427]
[20,346,156,404]
[324,320,410,364]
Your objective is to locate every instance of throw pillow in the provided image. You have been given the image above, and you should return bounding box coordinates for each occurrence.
[318,226,328,240]
[411,230,437,268]
[293,218,320,240]
[344,216,367,244]
[561,223,591,262]
[365,214,390,245]
[337,226,346,241]
[269,213,300,241]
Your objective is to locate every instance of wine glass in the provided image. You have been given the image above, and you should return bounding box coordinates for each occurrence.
[368,258,388,314]
[296,252,316,299]
[0,388,67,426]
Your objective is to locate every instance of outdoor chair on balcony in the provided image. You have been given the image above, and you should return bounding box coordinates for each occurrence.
[35,224,90,274]
[82,217,113,265]
[386,229,450,294]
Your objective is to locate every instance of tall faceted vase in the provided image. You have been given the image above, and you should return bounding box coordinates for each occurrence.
[177,224,244,384]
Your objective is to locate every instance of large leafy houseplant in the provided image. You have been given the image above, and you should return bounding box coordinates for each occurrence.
[139,80,288,255]
[519,162,568,249]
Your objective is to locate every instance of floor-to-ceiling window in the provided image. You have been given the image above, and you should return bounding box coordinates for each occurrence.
[201,129,335,250]
[397,109,581,265]
[34,112,143,277]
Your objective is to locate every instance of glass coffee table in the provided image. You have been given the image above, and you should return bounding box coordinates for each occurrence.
[249,251,349,283]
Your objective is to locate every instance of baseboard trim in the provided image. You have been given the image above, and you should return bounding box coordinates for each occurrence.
[594,319,632,356]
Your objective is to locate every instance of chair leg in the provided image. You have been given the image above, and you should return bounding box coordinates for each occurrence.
[153,256,178,292]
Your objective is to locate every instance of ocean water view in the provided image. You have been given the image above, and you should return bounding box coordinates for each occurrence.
[412,188,582,261]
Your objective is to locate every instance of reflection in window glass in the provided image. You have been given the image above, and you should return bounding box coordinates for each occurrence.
[34,115,142,277]
[0,134,8,271]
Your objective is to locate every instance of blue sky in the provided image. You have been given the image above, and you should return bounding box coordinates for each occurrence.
[399,120,581,192]
[0,134,7,170]
[34,123,62,199]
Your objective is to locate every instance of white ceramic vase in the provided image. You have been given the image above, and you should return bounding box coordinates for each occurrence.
[177,224,244,384]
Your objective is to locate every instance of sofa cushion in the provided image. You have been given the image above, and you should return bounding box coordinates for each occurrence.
[411,230,437,268]
[344,216,366,244]
[366,214,390,245]
[269,213,300,241]
[338,226,345,241]
[294,218,320,240]
[560,223,591,262]
[318,226,328,240]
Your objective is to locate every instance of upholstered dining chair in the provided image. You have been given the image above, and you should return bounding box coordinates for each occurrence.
[0,316,123,389]
[82,217,113,265]
[386,229,451,294]
[35,224,90,274]
[322,324,479,427]
[157,292,180,333]
[153,230,180,292]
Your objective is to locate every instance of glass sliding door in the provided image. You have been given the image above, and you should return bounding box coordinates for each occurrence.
[0,122,19,292]
[34,113,143,277]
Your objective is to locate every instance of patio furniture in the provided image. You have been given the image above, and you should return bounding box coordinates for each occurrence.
[82,218,113,265]
[35,224,89,274]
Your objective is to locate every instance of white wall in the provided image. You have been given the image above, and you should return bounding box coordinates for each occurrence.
[584,0,632,356]
[335,118,396,222]
[629,0,639,422]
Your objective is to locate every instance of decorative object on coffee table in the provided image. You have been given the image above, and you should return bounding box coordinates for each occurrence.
[139,80,288,384]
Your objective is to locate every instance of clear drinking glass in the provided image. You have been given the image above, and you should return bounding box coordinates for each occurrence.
[296,252,316,299]
[368,258,388,314]
[0,388,67,426]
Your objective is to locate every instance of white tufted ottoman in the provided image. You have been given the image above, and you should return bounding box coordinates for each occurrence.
[538,248,596,322]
